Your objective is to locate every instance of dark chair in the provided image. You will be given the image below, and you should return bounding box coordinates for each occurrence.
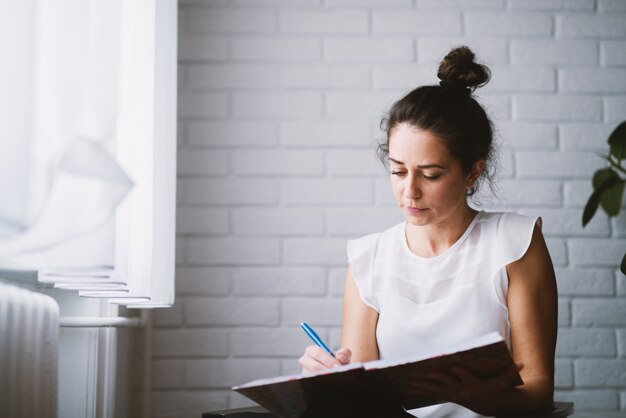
[203,401,574,418]
[202,405,272,418]
[496,401,574,418]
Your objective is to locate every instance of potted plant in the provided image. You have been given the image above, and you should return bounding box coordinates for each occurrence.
[582,121,626,275]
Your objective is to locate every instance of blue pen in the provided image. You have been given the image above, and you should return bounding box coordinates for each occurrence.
[300,322,335,358]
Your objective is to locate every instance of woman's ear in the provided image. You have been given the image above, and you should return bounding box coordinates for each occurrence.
[466,160,486,188]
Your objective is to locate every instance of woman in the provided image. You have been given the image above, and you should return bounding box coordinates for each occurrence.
[298,46,558,418]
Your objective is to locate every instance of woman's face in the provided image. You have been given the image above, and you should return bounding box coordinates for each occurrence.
[387,123,482,228]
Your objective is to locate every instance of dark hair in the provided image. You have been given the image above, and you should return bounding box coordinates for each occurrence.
[378,46,496,197]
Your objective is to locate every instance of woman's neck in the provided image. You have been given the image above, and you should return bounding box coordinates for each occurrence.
[405,206,478,258]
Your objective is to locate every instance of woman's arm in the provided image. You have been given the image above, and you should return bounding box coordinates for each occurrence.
[340,265,380,363]
[299,265,379,372]
[497,222,559,413]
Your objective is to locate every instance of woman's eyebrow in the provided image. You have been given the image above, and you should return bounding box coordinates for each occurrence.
[388,157,445,170]
[417,164,446,169]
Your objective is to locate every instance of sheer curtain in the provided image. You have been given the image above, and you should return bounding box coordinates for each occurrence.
[0,0,177,308]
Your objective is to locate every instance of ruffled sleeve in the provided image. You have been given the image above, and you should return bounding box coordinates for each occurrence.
[484,212,543,313]
[347,232,381,312]
[496,212,543,266]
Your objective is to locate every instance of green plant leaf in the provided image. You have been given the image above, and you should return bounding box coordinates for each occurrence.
[621,252,626,276]
[592,168,615,188]
[582,174,622,227]
[602,180,625,216]
[592,168,626,216]
[608,121,626,160]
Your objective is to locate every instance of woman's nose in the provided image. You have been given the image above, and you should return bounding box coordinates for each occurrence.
[403,175,421,200]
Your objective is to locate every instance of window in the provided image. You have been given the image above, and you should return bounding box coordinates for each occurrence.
[0,0,177,308]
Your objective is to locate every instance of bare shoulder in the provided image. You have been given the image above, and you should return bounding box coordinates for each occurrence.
[506,222,558,312]
[507,223,555,286]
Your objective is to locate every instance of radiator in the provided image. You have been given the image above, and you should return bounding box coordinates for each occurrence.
[0,281,59,418]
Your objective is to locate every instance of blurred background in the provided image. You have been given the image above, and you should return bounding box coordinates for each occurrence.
[167,0,626,417]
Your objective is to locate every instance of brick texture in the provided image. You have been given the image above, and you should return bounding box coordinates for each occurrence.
[169,2,626,416]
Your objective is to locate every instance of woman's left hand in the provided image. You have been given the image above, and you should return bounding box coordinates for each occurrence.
[408,361,524,415]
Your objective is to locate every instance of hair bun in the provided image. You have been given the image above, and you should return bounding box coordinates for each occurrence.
[437,46,490,91]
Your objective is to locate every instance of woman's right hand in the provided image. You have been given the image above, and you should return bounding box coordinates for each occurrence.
[298,346,352,374]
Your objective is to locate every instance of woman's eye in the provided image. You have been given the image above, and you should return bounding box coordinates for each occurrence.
[423,174,441,181]
[390,171,406,176]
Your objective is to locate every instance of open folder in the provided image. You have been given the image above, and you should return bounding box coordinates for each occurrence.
[233,332,522,418]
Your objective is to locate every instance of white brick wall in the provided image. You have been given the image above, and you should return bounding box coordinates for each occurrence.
[162,1,626,416]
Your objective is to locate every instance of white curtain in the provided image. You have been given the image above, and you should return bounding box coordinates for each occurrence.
[0,0,177,308]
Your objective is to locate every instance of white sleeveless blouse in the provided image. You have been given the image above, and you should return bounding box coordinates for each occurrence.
[347,211,540,418]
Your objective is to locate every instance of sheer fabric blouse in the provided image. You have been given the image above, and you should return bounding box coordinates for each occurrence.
[346,211,540,418]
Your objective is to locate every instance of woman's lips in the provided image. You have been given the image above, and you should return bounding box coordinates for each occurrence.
[405,206,427,215]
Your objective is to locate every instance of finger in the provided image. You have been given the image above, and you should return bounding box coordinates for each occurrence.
[458,362,520,395]
[447,367,482,402]
[422,371,466,402]
[492,361,521,385]
[299,346,335,372]
[335,348,352,365]
[416,375,455,394]
[304,345,342,368]
[501,362,523,386]
[298,354,330,373]
[449,366,477,384]
[409,379,450,400]
[427,371,462,388]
